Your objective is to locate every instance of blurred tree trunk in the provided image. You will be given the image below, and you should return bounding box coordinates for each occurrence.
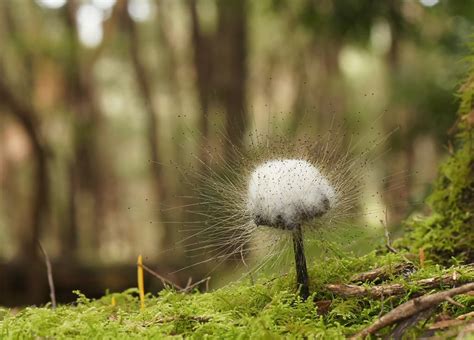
[0,80,49,261]
[319,40,344,124]
[156,1,187,219]
[387,0,402,68]
[156,0,183,115]
[189,0,213,159]
[290,55,310,135]
[0,77,49,304]
[384,0,413,224]
[0,0,49,261]
[216,0,248,159]
[64,163,79,260]
[0,0,51,304]
[188,0,248,161]
[123,3,172,246]
[63,1,109,256]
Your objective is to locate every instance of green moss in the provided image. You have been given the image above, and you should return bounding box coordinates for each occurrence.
[1,252,472,339]
[398,143,474,264]
[3,41,474,340]
[396,46,474,265]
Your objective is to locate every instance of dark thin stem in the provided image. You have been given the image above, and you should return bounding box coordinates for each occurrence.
[138,263,183,291]
[38,242,56,309]
[292,224,310,300]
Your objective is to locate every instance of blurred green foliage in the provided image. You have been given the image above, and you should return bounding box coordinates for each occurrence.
[0,0,473,307]
[397,42,474,264]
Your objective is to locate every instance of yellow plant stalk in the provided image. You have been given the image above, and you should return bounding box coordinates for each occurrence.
[111,296,116,307]
[419,248,425,268]
[137,255,145,310]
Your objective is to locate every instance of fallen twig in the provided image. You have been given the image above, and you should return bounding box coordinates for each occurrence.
[421,319,474,339]
[184,277,192,290]
[381,210,398,255]
[182,276,211,293]
[38,242,56,309]
[380,210,414,265]
[327,271,469,298]
[350,263,415,283]
[457,311,474,320]
[388,307,435,340]
[456,322,474,339]
[428,318,470,331]
[139,263,183,291]
[139,262,210,293]
[351,282,474,339]
[327,282,405,298]
[445,296,465,308]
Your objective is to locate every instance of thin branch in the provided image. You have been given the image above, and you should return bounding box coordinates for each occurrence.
[38,242,56,309]
[139,260,211,293]
[428,318,468,331]
[444,296,465,308]
[380,211,413,265]
[182,276,211,293]
[327,271,470,298]
[457,311,474,320]
[388,307,435,340]
[184,277,193,290]
[350,262,415,283]
[452,322,474,339]
[423,319,474,339]
[138,263,183,291]
[351,282,474,339]
[381,209,398,254]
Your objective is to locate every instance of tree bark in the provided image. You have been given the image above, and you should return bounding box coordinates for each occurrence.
[384,0,414,224]
[123,2,171,246]
[188,0,212,165]
[0,78,49,261]
[62,0,112,254]
[215,0,248,160]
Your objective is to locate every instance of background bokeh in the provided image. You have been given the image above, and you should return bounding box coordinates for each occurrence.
[0,0,473,306]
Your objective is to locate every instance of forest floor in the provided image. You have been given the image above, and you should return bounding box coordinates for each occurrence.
[1,122,473,338]
[1,250,473,339]
[1,96,473,338]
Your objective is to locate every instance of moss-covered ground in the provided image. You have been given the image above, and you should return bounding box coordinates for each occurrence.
[2,40,474,340]
[1,130,472,338]
[1,251,473,339]
[2,112,473,339]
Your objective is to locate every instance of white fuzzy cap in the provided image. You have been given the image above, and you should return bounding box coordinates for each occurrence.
[247,159,336,229]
